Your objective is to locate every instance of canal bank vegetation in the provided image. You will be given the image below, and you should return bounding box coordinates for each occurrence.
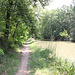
[29,41,75,75]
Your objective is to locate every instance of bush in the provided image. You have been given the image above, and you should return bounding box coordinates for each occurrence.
[0,48,4,56]
[29,43,56,74]
[0,52,22,75]
[55,58,75,75]
[29,42,75,75]
[70,28,75,42]
[0,48,4,63]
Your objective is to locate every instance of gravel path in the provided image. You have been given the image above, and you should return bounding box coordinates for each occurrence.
[16,41,31,75]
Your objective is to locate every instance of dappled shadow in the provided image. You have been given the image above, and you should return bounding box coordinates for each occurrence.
[20,41,29,51]
[29,41,34,44]
[16,41,31,75]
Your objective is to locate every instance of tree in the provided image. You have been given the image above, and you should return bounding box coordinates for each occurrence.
[0,0,35,53]
[66,5,75,42]
[39,5,74,41]
[0,0,50,53]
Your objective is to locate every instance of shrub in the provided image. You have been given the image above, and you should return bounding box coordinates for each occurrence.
[55,58,75,75]
[29,42,75,75]
[0,48,4,63]
[0,48,4,56]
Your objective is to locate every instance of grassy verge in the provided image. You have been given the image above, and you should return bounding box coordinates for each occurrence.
[29,42,75,75]
[0,51,22,75]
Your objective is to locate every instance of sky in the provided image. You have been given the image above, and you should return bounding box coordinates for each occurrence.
[45,0,73,10]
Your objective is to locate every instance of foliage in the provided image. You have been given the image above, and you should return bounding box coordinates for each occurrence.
[29,42,75,75]
[0,48,4,63]
[0,48,4,56]
[0,52,21,75]
[29,42,56,75]
[59,29,68,38]
[0,0,51,53]
[30,0,50,6]
[70,28,75,42]
[55,58,75,75]
[39,5,75,41]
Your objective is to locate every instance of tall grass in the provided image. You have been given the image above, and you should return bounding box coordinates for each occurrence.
[29,42,75,75]
[55,57,75,75]
[0,52,21,75]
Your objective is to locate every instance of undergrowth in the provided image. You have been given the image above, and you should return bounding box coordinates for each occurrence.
[29,41,75,75]
[0,52,22,75]
[0,38,25,75]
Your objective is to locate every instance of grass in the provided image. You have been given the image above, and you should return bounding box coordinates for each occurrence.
[55,58,75,75]
[29,41,75,75]
[29,43,55,75]
[0,51,22,75]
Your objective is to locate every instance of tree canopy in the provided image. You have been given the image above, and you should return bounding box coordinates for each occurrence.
[39,5,75,41]
[0,0,75,54]
[0,0,51,53]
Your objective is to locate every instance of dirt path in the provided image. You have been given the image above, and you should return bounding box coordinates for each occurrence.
[16,41,31,75]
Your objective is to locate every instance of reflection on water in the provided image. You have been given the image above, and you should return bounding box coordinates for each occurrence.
[37,41,75,61]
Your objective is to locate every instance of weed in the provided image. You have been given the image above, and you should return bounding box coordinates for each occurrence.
[29,43,56,75]
[55,57,75,75]
[0,52,21,75]
[29,42,75,75]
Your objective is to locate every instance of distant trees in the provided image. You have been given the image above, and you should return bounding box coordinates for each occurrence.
[0,0,74,54]
[40,5,75,41]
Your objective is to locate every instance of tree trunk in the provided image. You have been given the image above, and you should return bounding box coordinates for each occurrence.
[13,23,19,38]
[5,9,10,39]
[4,0,13,39]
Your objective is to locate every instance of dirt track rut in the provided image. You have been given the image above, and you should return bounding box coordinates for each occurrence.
[16,41,31,75]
